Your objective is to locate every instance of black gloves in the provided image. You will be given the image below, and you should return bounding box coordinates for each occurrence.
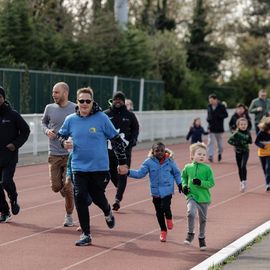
[182,186,190,195]
[192,178,201,186]
[178,183,182,193]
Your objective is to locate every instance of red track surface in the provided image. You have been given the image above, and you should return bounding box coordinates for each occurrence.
[1,137,269,270]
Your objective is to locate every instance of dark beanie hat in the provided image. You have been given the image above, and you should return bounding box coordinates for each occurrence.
[113,91,125,102]
[0,86,5,99]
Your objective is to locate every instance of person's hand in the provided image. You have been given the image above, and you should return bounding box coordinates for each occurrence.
[257,106,263,112]
[46,129,57,139]
[182,186,190,195]
[63,139,73,150]
[6,143,15,151]
[192,178,201,186]
[117,165,129,175]
[178,183,182,193]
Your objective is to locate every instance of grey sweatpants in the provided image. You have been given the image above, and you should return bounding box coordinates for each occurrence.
[207,132,224,158]
[187,198,209,239]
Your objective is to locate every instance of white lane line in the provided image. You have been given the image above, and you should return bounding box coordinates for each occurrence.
[18,184,50,193]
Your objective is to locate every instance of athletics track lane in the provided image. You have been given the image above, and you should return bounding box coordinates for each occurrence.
[0,137,269,270]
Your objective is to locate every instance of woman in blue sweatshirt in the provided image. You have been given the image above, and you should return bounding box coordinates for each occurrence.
[58,87,128,246]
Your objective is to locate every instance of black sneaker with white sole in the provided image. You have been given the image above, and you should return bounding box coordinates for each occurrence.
[75,234,92,246]
[11,200,20,215]
[184,232,195,245]
[105,211,115,229]
[112,200,120,211]
[0,212,12,223]
[199,237,207,251]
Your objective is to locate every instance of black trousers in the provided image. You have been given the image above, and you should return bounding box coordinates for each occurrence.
[108,148,132,202]
[235,151,249,181]
[73,171,111,235]
[152,195,172,232]
[0,161,17,214]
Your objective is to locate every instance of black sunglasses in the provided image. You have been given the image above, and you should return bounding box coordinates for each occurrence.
[78,99,92,104]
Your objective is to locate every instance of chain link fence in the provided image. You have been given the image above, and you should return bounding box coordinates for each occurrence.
[0,68,164,113]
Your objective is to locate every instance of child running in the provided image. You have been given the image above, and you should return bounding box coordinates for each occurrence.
[228,118,252,192]
[255,116,270,191]
[186,117,208,144]
[181,142,215,251]
[127,142,182,242]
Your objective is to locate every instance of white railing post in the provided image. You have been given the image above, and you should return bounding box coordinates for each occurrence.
[33,114,39,155]
[139,78,144,112]
[113,76,118,94]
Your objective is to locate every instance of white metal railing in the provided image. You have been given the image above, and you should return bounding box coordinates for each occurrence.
[20,109,235,155]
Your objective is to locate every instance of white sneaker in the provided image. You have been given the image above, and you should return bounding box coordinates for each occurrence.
[243,180,247,192]
[240,182,245,192]
[63,214,74,227]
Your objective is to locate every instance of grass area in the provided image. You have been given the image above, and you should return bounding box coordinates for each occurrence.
[209,231,270,270]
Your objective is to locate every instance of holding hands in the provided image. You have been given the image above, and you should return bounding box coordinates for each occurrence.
[117,164,129,175]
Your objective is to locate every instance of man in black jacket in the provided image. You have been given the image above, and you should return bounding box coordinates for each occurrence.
[104,91,139,211]
[0,86,30,222]
[206,93,228,162]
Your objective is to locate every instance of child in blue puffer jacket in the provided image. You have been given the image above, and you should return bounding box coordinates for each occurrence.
[127,142,182,242]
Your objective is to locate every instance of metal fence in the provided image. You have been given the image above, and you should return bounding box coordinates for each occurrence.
[20,109,235,155]
[0,68,164,113]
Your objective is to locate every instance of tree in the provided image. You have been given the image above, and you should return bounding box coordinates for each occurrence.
[186,0,225,76]
[0,0,34,66]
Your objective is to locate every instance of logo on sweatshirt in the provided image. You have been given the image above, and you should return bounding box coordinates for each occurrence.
[89,127,96,133]
[1,119,11,124]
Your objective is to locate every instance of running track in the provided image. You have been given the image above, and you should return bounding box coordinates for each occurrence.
[1,136,269,270]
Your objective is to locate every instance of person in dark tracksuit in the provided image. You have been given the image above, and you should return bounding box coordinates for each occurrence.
[104,91,139,211]
[58,87,127,246]
[0,86,30,222]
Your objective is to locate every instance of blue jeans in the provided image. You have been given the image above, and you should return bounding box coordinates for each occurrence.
[259,156,270,185]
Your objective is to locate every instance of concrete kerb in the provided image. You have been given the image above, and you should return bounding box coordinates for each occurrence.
[191,220,270,270]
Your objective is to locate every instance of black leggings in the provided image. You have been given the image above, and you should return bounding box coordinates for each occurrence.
[152,195,172,231]
[235,151,249,181]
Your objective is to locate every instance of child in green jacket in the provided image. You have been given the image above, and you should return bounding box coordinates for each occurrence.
[228,117,252,192]
[181,142,215,251]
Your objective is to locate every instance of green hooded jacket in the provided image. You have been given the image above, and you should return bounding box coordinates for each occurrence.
[181,162,215,203]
